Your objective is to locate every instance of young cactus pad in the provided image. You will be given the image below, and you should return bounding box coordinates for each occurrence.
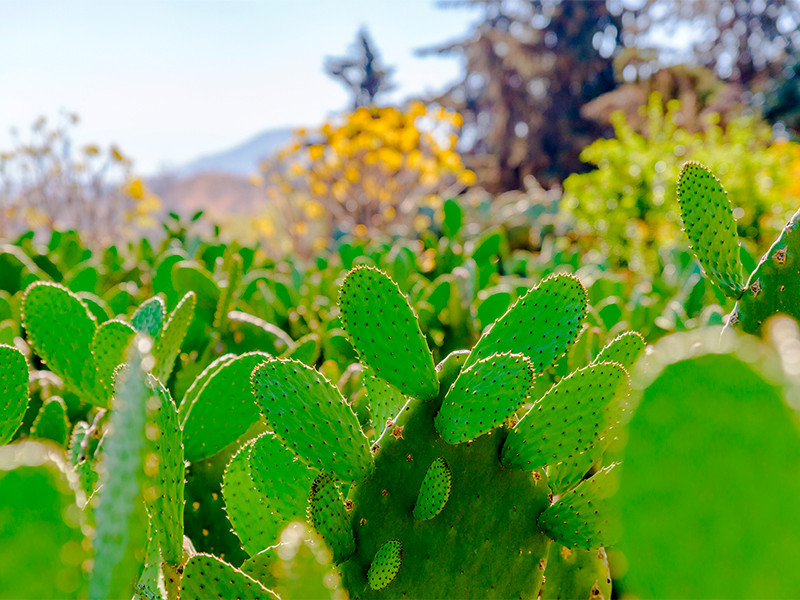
[464,273,587,371]
[339,266,438,400]
[251,358,374,483]
[676,162,744,299]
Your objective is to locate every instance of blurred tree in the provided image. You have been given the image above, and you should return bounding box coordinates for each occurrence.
[622,0,800,86]
[421,0,622,191]
[764,54,800,136]
[325,28,396,110]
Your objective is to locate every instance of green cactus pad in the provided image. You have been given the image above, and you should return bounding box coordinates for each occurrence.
[308,472,356,563]
[172,262,220,325]
[145,379,185,567]
[181,351,269,462]
[212,253,242,330]
[243,523,339,600]
[541,544,611,600]
[248,433,315,544]
[223,439,278,556]
[31,396,69,445]
[92,319,135,405]
[183,440,249,566]
[153,291,196,382]
[591,331,645,369]
[225,311,294,356]
[464,274,587,372]
[22,281,98,403]
[502,363,627,470]
[339,267,438,400]
[131,296,166,337]
[435,352,533,444]
[412,456,452,521]
[616,338,800,598]
[241,549,280,590]
[283,332,320,366]
[538,463,620,550]
[251,358,373,483]
[367,540,403,591]
[677,162,744,299]
[68,421,99,498]
[545,450,601,496]
[0,441,89,598]
[181,554,278,600]
[180,353,235,410]
[363,371,407,435]
[0,344,28,445]
[89,336,153,600]
[731,207,800,334]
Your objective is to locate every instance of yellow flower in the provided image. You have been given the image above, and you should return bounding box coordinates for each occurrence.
[308,145,325,160]
[457,169,477,186]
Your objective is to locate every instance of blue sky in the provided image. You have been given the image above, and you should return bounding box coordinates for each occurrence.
[0,1,480,174]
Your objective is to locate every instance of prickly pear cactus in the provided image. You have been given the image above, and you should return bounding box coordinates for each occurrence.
[677,161,800,334]
[731,207,800,333]
[676,162,744,299]
[195,268,637,600]
[0,344,29,445]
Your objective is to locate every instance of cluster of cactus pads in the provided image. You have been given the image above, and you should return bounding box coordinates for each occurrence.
[0,263,646,599]
[677,161,800,334]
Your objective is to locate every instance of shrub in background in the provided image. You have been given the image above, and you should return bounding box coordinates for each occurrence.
[562,93,800,274]
[256,103,476,256]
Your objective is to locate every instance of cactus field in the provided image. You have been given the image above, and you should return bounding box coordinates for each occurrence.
[2,164,800,599]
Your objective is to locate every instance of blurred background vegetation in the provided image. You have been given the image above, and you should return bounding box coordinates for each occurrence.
[3,0,800,268]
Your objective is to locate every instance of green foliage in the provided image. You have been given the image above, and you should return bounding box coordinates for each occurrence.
[733,207,800,334]
[434,352,532,444]
[180,351,268,462]
[502,364,627,470]
[6,154,800,599]
[539,463,620,550]
[542,544,611,600]
[22,282,98,403]
[563,93,800,272]
[308,472,355,564]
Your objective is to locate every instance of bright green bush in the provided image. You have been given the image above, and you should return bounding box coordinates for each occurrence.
[562,93,800,273]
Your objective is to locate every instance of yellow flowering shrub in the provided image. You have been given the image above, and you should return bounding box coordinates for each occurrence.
[258,103,476,255]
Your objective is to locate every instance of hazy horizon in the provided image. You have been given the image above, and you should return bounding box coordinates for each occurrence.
[1,1,480,175]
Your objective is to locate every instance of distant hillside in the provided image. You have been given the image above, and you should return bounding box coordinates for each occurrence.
[149,171,266,218]
[176,127,295,177]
